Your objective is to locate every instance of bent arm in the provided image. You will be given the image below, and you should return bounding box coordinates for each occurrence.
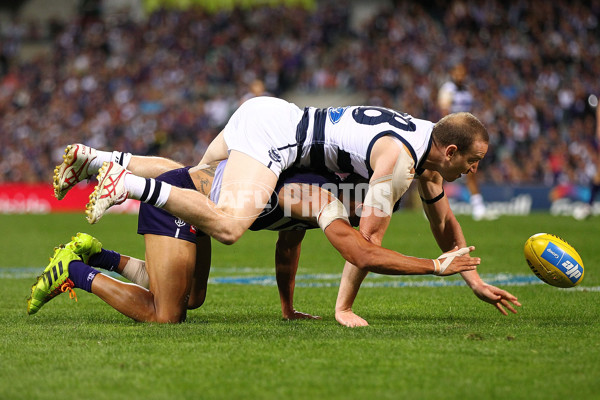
[418,171,521,314]
[418,172,483,288]
[334,139,417,326]
[323,220,478,275]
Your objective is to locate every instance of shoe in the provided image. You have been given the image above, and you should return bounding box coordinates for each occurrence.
[86,162,129,224]
[472,206,499,221]
[573,204,592,221]
[27,246,80,315]
[65,232,102,264]
[53,144,98,200]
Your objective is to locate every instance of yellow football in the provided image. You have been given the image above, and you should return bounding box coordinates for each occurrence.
[524,233,584,288]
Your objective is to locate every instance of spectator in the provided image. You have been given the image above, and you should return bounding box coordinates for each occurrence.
[0,0,598,189]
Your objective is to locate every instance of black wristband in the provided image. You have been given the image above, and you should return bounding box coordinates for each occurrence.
[420,190,445,204]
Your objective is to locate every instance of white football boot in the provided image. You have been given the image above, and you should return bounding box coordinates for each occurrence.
[53,144,98,200]
[86,162,130,224]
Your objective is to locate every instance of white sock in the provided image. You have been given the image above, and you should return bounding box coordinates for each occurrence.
[89,151,132,174]
[124,175,172,207]
[471,193,486,219]
[470,193,484,208]
[89,150,113,172]
[111,151,132,169]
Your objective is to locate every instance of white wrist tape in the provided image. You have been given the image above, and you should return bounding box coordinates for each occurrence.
[434,247,471,275]
[317,198,350,231]
[363,146,414,216]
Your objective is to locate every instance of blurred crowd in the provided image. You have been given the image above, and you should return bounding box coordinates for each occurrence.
[0,0,599,186]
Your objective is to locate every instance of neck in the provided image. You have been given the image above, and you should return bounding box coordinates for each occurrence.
[421,139,445,173]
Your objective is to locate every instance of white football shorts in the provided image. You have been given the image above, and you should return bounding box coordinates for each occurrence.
[223,96,303,177]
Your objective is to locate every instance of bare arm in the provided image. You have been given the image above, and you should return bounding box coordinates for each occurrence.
[418,170,521,315]
[275,230,320,320]
[323,219,479,276]
[334,138,407,326]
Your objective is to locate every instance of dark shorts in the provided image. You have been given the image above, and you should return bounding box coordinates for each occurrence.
[248,168,340,231]
[210,160,340,231]
[137,167,205,243]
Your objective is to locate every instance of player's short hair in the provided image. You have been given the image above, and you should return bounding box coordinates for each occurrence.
[432,112,488,154]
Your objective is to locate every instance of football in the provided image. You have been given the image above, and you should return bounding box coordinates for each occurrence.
[524,233,584,288]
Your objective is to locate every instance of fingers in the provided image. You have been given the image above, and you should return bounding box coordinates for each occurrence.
[436,246,479,275]
[439,255,481,275]
[476,284,522,316]
[503,301,518,314]
[500,294,521,313]
[495,299,518,315]
[494,288,521,306]
[492,289,521,315]
[456,255,480,266]
[495,302,509,316]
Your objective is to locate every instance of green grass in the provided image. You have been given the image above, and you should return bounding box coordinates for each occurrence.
[0,212,599,400]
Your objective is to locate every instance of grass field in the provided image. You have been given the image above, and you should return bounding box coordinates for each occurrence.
[0,211,598,400]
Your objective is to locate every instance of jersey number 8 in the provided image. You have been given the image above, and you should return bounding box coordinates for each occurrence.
[352,107,416,132]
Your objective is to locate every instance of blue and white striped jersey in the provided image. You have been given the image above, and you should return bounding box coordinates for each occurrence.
[293,106,434,178]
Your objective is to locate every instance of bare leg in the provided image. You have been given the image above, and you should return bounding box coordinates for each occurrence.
[162,150,278,244]
[335,261,369,327]
[145,234,197,322]
[128,156,185,178]
[465,172,480,195]
[188,235,211,309]
[90,234,197,323]
[199,131,229,165]
[90,274,157,321]
[467,173,487,220]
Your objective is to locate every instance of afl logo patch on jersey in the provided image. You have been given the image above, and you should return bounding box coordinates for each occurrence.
[268,147,282,163]
[328,107,347,124]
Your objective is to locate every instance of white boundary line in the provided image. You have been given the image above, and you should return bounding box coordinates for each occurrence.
[3,268,599,291]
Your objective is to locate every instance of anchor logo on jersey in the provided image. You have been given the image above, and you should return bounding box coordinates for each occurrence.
[174,218,186,227]
[328,107,348,124]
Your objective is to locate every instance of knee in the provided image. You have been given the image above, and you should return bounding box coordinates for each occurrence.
[154,308,187,324]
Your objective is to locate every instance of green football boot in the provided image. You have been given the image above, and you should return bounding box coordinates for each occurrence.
[27,246,80,315]
[65,232,102,264]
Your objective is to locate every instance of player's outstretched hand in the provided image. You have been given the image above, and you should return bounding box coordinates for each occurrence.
[283,310,322,320]
[335,309,369,327]
[471,283,522,315]
[435,246,480,275]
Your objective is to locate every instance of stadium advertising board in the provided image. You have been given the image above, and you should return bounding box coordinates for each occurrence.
[0,183,139,214]
[445,182,598,217]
